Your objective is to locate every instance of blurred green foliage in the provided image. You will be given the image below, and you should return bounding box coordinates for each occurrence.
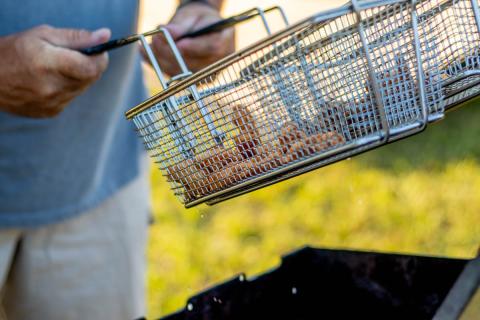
[147,100,480,318]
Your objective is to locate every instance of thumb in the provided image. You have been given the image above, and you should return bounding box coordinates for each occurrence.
[46,27,111,49]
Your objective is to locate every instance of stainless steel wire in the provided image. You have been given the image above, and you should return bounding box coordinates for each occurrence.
[128,0,480,207]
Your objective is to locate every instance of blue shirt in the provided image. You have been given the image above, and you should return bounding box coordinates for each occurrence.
[0,1,147,227]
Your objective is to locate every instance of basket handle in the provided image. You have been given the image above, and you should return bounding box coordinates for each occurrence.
[79,6,288,88]
[79,6,288,56]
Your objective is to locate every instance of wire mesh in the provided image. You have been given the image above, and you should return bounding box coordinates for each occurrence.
[417,0,480,109]
[129,0,480,206]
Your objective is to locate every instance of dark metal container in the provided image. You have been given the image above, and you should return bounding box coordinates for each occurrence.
[158,247,479,320]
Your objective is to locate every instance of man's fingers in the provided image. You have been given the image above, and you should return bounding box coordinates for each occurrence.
[164,24,188,40]
[149,24,185,56]
[151,35,179,68]
[54,49,109,81]
[154,18,221,56]
[41,26,111,50]
[177,28,234,59]
[166,16,201,38]
[150,28,233,75]
[148,5,235,77]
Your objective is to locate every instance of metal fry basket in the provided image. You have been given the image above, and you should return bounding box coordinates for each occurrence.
[126,0,480,207]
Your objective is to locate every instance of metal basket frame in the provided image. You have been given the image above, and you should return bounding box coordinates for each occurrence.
[127,0,480,207]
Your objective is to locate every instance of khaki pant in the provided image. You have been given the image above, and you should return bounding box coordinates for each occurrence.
[0,170,150,320]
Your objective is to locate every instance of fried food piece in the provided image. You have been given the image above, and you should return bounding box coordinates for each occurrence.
[165,158,198,183]
[233,160,257,180]
[184,177,214,201]
[206,169,232,193]
[307,132,344,152]
[279,131,345,165]
[167,104,262,197]
[167,104,348,200]
[279,122,306,147]
[234,133,260,159]
[276,122,309,164]
[231,105,261,160]
[231,105,258,134]
[205,145,283,192]
[245,145,280,175]
[282,140,308,163]
[206,161,248,192]
[195,146,240,174]
[166,158,212,202]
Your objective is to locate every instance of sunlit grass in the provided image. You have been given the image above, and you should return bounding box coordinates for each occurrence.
[146,100,480,318]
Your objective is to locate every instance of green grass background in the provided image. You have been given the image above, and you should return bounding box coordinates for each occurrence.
[146,100,480,318]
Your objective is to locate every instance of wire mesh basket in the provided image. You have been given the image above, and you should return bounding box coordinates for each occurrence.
[126,0,480,207]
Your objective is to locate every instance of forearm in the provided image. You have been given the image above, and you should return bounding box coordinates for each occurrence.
[178,0,224,11]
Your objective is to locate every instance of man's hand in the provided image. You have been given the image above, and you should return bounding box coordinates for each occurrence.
[0,25,111,118]
[150,2,235,76]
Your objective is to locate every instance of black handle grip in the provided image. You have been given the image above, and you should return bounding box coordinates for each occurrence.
[177,13,257,40]
[79,9,264,55]
[79,34,140,55]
